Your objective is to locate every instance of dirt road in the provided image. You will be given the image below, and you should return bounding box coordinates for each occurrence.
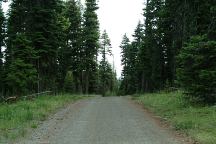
[18,96,183,144]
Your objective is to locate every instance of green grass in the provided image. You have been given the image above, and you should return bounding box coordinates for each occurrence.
[0,94,85,143]
[134,91,216,144]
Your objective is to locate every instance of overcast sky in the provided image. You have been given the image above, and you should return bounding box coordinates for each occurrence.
[97,0,144,77]
[2,0,144,78]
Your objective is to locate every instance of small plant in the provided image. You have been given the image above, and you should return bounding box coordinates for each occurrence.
[31,123,37,129]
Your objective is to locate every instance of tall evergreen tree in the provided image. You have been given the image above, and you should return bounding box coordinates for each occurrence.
[119,34,131,95]
[59,0,83,93]
[82,0,100,94]
[143,0,165,91]
[133,22,145,92]
[27,0,64,93]
[4,0,64,95]
[5,0,38,96]
[5,34,37,95]
[99,30,112,96]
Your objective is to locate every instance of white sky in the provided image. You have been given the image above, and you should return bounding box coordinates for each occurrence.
[97,0,144,77]
[2,0,145,78]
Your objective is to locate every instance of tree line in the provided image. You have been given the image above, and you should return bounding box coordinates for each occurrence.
[120,0,216,104]
[0,0,117,98]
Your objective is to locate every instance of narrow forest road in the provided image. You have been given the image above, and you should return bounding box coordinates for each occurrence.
[18,97,183,144]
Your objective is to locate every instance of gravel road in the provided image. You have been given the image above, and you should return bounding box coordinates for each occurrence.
[18,96,183,144]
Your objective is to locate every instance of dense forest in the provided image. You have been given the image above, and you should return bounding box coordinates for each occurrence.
[0,0,216,104]
[0,0,117,99]
[119,0,216,104]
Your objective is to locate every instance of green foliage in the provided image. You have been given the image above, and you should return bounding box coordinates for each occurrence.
[98,30,116,96]
[177,35,216,103]
[119,34,133,95]
[98,61,116,96]
[0,2,4,94]
[82,0,100,94]
[135,91,216,144]
[5,34,37,96]
[64,71,75,93]
[0,94,84,142]
[28,0,64,92]
[120,0,216,102]
[58,0,83,93]
[2,0,103,96]
[3,0,64,95]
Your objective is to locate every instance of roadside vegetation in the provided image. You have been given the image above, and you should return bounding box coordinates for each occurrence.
[0,94,85,143]
[134,91,216,144]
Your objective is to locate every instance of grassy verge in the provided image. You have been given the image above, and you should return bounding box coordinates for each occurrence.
[0,94,86,143]
[134,91,216,144]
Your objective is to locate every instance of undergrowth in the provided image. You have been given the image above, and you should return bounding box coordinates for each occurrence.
[134,91,216,144]
[0,94,85,143]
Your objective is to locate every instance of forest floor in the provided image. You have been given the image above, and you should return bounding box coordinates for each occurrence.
[16,96,187,144]
[134,91,216,144]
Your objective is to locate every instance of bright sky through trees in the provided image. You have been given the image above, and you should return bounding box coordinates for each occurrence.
[97,0,144,77]
[2,0,144,78]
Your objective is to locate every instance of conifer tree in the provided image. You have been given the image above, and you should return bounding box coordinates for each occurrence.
[27,0,63,92]
[99,30,112,96]
[5,0,38,95]
[59,0,83,93]
[5,34,37,95]
[132,22,145,92]
[82,0,100,94]
[119,34,131,95]
[98,61,115,96]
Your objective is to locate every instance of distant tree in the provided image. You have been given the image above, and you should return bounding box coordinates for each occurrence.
[98,61,115,96]
[82,0,100,94]
[99,30,112,96]
[119,34,131,95]
[133,22,145,93]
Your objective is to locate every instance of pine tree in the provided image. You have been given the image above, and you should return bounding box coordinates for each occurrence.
[4,0,64,95]
[5,34,37,95]
[177,35,216,103]
[82,0,100,94]
[142,0,165,91]
[4,0,38,96]
[176,0,216,104]
[132,22,145,92]
[120,27,141,95]
[99,30,112,96]
[119,34,131,95]
[59,0,83,93]
[27,0,64,93]
[98,61,115,96]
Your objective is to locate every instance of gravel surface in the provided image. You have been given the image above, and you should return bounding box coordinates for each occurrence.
[17,96,182,144]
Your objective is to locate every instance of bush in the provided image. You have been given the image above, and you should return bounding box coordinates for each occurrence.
[177,35,216,104]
